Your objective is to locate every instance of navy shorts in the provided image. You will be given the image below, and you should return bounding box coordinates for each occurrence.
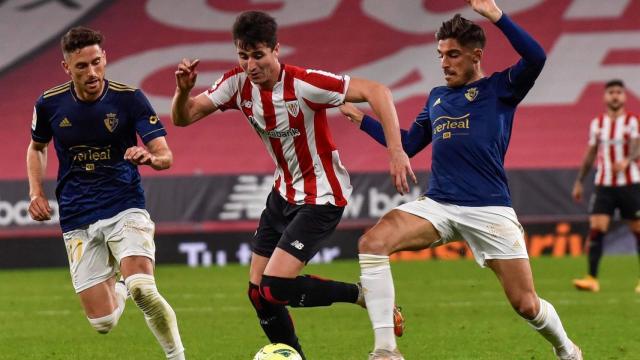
[252,189,344,262]
[589,184,640,219]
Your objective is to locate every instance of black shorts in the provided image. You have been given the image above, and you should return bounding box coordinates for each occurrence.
[589,184,640,219]
[252,189,345,262]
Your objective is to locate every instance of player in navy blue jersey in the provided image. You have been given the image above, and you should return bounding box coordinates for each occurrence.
[340,1,581,359]
[27,27,185,359]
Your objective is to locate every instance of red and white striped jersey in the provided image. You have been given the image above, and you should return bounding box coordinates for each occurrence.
[589,113,640,186]
[204,64,352,206]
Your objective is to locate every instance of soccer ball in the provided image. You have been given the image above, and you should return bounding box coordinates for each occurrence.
[253,343,302,360]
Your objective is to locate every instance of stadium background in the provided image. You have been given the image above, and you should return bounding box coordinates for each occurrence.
[1,0,640,269]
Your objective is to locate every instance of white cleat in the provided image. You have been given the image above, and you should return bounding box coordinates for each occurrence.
[554,343,583,360]
[368,348,404,360]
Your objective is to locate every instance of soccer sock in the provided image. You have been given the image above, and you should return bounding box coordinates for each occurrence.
[248,283,306,360]
[88,309,120,334]
[260,275,359,307]
[114,280,127,319]
[359,254,396,351]
[126,274,185,360]
[528,298,574,357]
[587,229,605,277]
[633,232,640,265]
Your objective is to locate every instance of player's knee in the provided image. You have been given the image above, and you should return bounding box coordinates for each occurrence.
[358,232,389,255]
[511,293,539,320]
[259,275,295,306]
[88,311,118,334]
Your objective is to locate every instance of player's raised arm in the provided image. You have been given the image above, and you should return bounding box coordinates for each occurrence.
[26,140,52,221]
[340,102,432,157]
[345,78,417,194]
[171,58,218,127]
[469,0,546,95]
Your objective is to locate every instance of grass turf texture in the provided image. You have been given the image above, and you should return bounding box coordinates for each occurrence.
[0,256,638,359]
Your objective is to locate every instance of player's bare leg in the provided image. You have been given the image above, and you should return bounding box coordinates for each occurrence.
[359,210,440,358]
[574,214,609,292]
[121,256,184,360]
[79,276,127,334]
[488,259,581,359]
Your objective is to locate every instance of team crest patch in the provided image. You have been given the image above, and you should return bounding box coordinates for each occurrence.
[465,87,478,101]
[285,100,300,117]
[104,113,118,132]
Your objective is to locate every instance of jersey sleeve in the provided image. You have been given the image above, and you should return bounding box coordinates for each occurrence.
[297,69,350,109]
[132,90,167,144]
[629,115,639,140]
[493,14,546,105]
[203,68,241,112]
[588,118,599,146]
[31,97,52,143]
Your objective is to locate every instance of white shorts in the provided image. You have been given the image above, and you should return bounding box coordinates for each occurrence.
[396,197,528,267]
[62,208,156,293]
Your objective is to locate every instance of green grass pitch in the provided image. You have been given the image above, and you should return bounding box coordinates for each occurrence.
[1,256,638,359]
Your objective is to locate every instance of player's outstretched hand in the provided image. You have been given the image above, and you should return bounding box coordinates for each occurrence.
[29,194,51,221]
[466,0,503,23]
[124,146,154,167]
[571,181,583,203]
[389,148,417,195]
[339,103,365,125]
[175,58,200,93]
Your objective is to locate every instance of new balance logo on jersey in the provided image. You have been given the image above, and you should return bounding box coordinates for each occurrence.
[59,117,72,127]
[290,240,305,250]
[433,98,441,107]
[285,100,300,117]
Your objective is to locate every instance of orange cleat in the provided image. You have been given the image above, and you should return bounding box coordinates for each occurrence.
[572,275,600,292]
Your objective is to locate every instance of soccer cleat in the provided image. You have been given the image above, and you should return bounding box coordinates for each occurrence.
[635,280,640,294]
[572,275,600,292]
[553,343,583,360]
[356,282,405,337]
[368,348,404,360]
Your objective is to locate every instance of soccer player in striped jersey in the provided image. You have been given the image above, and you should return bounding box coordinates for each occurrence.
[339,0,581,359]
[171,10,413,359]
[572,79,640,293]
[27,27,185,359]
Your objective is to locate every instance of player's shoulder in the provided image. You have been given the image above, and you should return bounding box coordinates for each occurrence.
[107,79,137,93]
[39,81,72,103]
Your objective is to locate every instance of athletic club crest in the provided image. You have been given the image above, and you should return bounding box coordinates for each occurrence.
[285,100,300,117]
[465,87,478,102]
[104,113,118,132]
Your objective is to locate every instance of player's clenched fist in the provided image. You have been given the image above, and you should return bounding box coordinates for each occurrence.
[124,146,153,166]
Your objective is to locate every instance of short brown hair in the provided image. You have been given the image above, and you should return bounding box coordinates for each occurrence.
[605,79,624,89]
[436,14,485,49]
[60,26,103,55]
[232,11,277,50]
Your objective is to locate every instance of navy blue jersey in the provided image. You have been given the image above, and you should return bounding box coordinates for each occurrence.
[359,14,545,207]
[31,79,166,232]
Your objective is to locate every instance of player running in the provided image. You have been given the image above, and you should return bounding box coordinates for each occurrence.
[171,11,412,359]
[572,79,640,293]
[27,27,185,359]
[339,0,581,359]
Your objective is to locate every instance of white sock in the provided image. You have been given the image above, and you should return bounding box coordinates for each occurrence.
[126,274,185,359]
[359,254,397,351]
[528,298,574,356]
[88,307,120,334]
[114,280,127,319]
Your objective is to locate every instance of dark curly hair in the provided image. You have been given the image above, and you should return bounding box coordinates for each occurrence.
[232,11,277,50]
[60,26,103,55]
[436,14,485,49]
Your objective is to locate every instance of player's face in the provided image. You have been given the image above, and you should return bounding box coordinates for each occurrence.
[437,39,480,88]
[237,43,280,89]
[62,44,106,101]
[604,85,626,112]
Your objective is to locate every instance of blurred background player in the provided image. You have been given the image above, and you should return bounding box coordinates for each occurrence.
[27,27,185,359]
[340,0,581,359]
[572,79,640,293]
[171,11,412,359]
